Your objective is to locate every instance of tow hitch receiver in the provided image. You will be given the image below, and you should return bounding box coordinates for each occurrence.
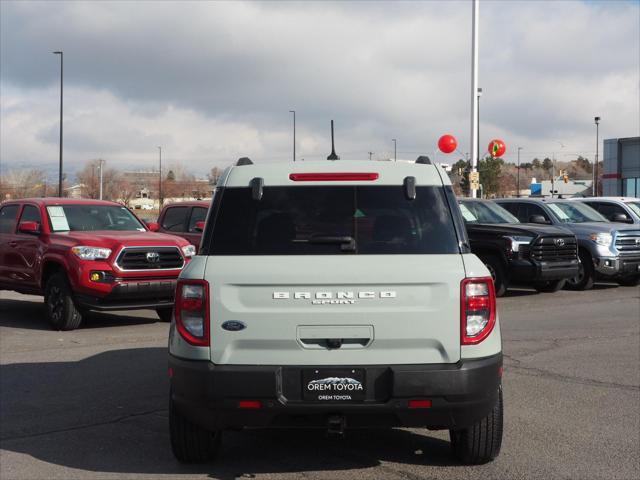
[327,414,346,437]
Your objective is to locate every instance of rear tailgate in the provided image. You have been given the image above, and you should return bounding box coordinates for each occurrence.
[207,255,463,365]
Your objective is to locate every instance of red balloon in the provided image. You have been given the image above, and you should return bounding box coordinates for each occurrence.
[488,139,506,157]
[438,134,458,154]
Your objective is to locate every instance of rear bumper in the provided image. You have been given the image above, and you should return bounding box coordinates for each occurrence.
[75,279,177,311]
[169,353,502,431]
[509,258,579,282]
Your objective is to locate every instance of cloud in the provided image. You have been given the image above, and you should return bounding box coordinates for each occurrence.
[1,0,638,177]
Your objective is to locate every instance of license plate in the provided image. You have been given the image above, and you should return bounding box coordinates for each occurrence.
[302,368,365,402]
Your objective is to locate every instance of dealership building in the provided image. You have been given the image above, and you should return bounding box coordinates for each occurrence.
[602,136,640,197]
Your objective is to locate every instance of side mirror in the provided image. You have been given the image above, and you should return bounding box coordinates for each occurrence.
[611,213,632,223]
[18,221,40,234]
[147,222,160,232]
[529,215,548,224]
[194,221,206,233]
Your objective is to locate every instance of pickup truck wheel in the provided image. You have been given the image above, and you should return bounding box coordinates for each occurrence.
[480,255,507,297]
[534,279,566,293]
[618,275,640,287]
[565,251,595,291]
[156,307,173,322]
[450,387,503,465]
[170,396,220,463]
[44,273,83,331]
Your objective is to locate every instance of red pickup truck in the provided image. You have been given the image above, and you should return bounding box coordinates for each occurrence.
[156,200,209,250]
[0,198,196,330]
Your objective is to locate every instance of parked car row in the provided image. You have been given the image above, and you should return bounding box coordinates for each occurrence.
[1,192,637,332]
[495,197,640,289]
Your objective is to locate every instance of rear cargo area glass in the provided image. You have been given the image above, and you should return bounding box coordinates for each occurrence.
[209,186,458,254]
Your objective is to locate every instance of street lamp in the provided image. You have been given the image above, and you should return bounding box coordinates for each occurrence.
[517,147,522,197]
[53,51,63,197]
[392,139,397,161]
[158,146,162,208]
[289,110,296,162]
[594,116,600,196]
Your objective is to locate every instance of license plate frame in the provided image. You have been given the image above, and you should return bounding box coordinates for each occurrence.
[302,368,366,402]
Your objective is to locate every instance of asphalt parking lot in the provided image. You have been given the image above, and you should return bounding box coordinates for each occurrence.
[1,285,639,480]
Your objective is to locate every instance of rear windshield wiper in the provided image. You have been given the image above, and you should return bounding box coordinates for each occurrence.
[307,235,356,252]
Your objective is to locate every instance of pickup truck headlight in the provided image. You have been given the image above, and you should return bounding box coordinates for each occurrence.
[71,246,112,260]
[590,233,613,247]
[181,245,196,258]
[504,235,534,253]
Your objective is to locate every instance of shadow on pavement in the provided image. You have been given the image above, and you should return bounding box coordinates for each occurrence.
[0,298,158,331]
[0,347,460,477]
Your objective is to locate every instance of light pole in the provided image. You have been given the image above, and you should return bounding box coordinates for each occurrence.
[594,116,600,196]
[469,0,480,198]
[392,139,397,161]
[158,146,163,208]
[289,110,296,162]
[98,159,104,200]
[53,51,63,197]
[517,147,522,197]
[368,151,374,160]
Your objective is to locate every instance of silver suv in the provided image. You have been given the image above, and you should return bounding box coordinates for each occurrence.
[572,197,640,226]
[168,158,503,465]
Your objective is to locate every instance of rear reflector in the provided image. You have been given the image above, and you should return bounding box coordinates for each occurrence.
[408,399,432,409]
[238,400,262,409]
[289,172,379,182]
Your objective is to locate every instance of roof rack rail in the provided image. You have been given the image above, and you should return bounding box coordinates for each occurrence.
[415,156,432,165]
[236,157,253,166]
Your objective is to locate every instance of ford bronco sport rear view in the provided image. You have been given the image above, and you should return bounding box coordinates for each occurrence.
[168,158,504,465]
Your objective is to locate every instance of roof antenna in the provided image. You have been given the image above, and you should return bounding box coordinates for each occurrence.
[327,120,339,161]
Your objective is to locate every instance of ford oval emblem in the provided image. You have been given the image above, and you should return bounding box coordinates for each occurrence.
[222,320,246,332]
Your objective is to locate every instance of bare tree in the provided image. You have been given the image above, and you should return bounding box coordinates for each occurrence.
[208,167,222,185]
[2,169,47,199]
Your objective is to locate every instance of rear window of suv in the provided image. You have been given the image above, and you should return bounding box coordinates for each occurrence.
[205,186,459,255]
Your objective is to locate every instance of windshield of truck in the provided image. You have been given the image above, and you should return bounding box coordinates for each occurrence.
[458,200,520,224]
[207,186,459,254]
[46,205,146,232]
[547,202,607,223]
[626,201,640,217]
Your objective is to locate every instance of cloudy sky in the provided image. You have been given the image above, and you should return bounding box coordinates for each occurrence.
[1,0,638,178]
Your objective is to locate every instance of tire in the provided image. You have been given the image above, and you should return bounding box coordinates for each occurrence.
[480,254,507,297]
[156,307,173,322]
[450,387,503,465]
[44,273,83,331]
[534,279,566,293]
[618,275,640,287]
[170,396,221,463]
[565,250,595,291]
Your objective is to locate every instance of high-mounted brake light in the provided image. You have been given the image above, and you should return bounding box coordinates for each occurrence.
[460,277,496,345]
[175,279,210,347]
[289,173,379,182]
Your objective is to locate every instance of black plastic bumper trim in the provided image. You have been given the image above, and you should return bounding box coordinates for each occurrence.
[169,353,502,431]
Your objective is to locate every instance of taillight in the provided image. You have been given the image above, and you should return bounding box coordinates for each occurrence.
[460,277,496,345]
[175,279,209,347]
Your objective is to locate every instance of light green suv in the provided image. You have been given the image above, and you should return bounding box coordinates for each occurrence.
[168,157,503,465]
